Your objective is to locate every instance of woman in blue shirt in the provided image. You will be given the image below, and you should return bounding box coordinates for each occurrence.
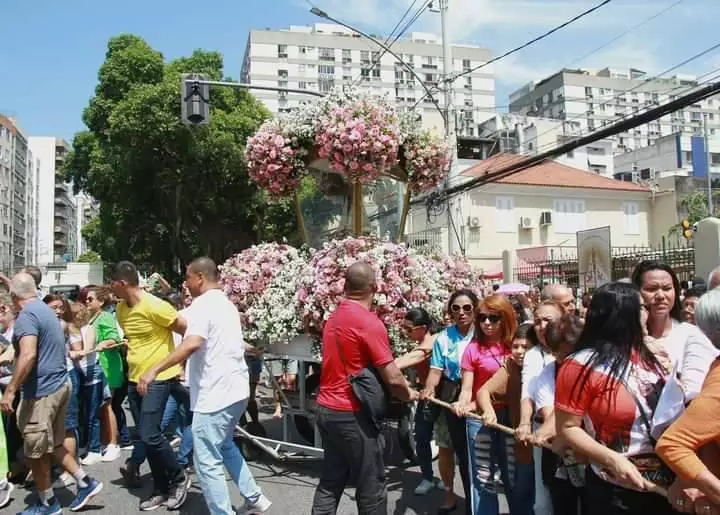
[422,289,478,514]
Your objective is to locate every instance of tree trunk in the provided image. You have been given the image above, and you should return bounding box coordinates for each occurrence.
[295,192,309,245]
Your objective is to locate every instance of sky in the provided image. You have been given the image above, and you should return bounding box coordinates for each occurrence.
[2,0,719,142]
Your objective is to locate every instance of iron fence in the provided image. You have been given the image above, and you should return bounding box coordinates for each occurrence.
[514,239,695,292]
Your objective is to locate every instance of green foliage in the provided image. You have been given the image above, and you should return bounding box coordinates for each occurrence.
[64,34,307,278]
[77,250,102,263]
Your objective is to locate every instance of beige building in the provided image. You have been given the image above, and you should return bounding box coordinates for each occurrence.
[406,154,652,273]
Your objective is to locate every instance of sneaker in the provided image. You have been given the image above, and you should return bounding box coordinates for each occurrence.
[52,471,76,489]
[120,461,142,489]
[169,436,182,450]
[101,444,121,462]
[165,472,191,510]
[435,479,446,490]
[80,452,102,466]
[120,441,135,451]
[237,494,272,514]
[139,492,167,511]
[0,481,13,508]
[17,500,62,515]
[414,478,435,495]
[69,478,103,511]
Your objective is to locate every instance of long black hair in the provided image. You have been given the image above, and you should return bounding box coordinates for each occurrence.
[631,260,682,320]
[570,282,661,402]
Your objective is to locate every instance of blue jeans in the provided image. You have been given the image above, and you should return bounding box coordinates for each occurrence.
[65,368,80,434]
[467,410,515,515]
[82,378,107,454]
[414,401,434,482]
[193,399,262,515]
[513,462,535,515]
[127,380,185,493]
[162,386,194,467]
[129,380,190,467]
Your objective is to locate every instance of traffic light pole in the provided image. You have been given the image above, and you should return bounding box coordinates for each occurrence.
[184,79,325,99]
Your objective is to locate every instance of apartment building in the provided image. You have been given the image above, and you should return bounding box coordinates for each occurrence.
[0,119,14,271]
[241,23,495,134]
[74,192,98,256]
[508,67,719,153]
[478,113,615,176]
[28,137,77,265]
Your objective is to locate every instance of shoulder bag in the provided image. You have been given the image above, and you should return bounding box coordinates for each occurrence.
[332,323,389,432]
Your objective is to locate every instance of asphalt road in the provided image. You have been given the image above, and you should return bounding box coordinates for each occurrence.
[4,391,498,514]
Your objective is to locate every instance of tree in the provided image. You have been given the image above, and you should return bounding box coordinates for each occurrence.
[63,35,302,278]
[77,250,102,263]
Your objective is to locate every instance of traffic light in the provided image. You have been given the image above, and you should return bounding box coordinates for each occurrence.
[680,219,694,240]
[181,74,210,125]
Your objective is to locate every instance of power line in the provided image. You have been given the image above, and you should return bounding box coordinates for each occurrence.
[450,0,614,83]
[352,0,431,87]
[518,42,720,155]
[420,79,720,204]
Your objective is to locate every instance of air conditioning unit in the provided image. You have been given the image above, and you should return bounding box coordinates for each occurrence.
[540,211,552,226]
[520,217,534,230]
[467,215,481,229]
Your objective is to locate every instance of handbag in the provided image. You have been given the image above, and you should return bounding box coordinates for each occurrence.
[622,374,676,487]
[332,324,389,432]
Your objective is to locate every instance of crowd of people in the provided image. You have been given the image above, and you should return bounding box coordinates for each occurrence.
[0,260,271,515]
[311,260,720,515]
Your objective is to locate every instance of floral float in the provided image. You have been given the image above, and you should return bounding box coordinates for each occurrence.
[222,237,483,357]
[244,86,451,240]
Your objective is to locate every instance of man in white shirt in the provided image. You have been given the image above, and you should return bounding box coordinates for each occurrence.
[137,257,271,515]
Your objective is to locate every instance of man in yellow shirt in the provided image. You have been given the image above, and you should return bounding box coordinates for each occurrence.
[110,261,190,511]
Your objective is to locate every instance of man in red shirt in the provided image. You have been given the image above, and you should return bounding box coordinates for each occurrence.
[311,262,417,515]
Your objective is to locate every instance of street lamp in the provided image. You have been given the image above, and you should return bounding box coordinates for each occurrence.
[309,6,446,124]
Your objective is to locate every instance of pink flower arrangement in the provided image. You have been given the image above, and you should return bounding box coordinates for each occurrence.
[315,96,401,183]
[404,130,451,194]
[245,120,308,199]
[219,243,303,331]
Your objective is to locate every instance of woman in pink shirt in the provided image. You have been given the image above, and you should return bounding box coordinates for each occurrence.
[456,294,517,514]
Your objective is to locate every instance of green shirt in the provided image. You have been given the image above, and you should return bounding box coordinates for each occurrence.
[91,311,124,389]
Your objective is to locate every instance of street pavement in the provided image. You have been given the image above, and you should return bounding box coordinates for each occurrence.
[3,391,505,514]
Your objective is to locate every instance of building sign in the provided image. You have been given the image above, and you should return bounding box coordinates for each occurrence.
[577,226,612,291]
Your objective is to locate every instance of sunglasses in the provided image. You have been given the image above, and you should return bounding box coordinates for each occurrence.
[477,313,502,323]
[451,304,474,313]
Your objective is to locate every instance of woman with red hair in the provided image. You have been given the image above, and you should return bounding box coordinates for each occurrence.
[455,294,518,514]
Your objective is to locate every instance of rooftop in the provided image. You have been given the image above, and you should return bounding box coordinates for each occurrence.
[462,153,649,192]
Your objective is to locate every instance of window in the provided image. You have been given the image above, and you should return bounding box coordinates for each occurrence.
[462,59,471,70]
[319,78,335,92]
[319,47,335,61]
[360,50,370,63]
[553,199,586,234]
[277,69,288,78]
[318,65,335,76]
[298,81,307,89]
[277,44,288,58]
[342,49,351,63]
[623,202,640,235]
[495,196,515,232]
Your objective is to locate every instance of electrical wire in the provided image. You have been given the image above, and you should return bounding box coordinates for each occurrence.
[352,0,431,86]
[450,0,614,83]
[519,42,720,155]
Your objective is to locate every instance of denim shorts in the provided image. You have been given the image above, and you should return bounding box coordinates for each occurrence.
[65,368,80,431]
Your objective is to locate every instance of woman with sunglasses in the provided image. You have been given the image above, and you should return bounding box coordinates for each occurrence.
[422,289,478,514]
[455,294,517,514]
[396,307,443,496]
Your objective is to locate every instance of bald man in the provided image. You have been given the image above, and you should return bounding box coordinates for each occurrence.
[311,261,417,514]
[541,284,576,315]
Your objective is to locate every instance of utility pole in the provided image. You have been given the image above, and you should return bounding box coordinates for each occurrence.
[438,0,462,255]
[704,113,713,216]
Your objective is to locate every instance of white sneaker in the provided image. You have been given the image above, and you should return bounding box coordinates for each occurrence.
[102,444,121,462]
[237,494,272,514]
[52,471,76,489]
[0,481,12,508]
[80,452,103,466]
[414,479,435,495]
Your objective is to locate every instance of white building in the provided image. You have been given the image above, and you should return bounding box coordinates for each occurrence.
[478,114,615,176]
[0,115,41,271]
[509,67,720,153]
[241,24,495,134]
[74,192,98,257]
[28,137,77,266]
